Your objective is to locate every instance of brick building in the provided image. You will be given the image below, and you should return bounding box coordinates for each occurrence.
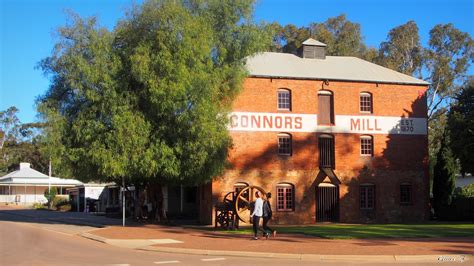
[200,38,430,224]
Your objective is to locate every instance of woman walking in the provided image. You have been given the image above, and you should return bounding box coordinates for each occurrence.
[263,192,276,239]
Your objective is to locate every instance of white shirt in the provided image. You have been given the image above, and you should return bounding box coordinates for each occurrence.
[251,198,263,217]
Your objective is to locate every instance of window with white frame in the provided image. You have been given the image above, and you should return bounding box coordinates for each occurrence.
[276,183,294,211]
[278,89,291,110]
[360,136,373,156]
[278,133,292,155]
[360,184,375,209]
[360,92,372,113]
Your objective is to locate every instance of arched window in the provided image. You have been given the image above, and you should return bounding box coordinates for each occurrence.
[360,135,373,156]
[318,90,334,125]
[360,183,375,210]
[276,183,294,211]
[277,89,291,111]
[277,133,292,155]
[360,92,372,113]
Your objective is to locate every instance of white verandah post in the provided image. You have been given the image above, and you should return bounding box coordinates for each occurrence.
[122,177,125,227]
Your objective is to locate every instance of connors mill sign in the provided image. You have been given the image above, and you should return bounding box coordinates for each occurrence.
[228,112,427,135]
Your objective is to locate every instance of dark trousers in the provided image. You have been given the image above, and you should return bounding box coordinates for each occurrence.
[263,216,274,235]
[252,216,263,237]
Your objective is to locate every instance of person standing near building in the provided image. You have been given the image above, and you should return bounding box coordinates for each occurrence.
[250,191,264,240]
[263,192,276,239]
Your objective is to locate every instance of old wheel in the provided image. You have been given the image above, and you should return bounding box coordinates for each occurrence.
[234,185,266,223]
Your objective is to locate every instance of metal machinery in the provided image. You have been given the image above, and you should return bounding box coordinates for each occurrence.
[214,185,266,229]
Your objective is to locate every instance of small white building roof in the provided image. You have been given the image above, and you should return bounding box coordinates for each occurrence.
[246,52,429,86]
[0,163,82,186]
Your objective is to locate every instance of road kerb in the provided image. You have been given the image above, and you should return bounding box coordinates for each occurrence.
[81,233,473,263]
[139,246,301,259]
[318,255,396,262]
[81,232,108,243]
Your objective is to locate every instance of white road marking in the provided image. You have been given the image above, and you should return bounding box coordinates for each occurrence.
[153,261,180,264]
[150,239,183,244]
[200,258,226,262]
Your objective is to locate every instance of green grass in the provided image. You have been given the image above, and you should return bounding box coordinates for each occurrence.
[216,223,474,239]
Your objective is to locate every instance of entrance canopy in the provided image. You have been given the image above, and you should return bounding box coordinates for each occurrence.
[315,167,341,185]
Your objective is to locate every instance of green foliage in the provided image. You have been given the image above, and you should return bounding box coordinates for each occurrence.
[379,20,423,76]
[448,79,474,174]
[432,132,458,214]
[454,183,474,198]
[53,196,71,211]
[220,223,474,239]
[0,106,20,149]
[0,107,48,175]
[425,23,474,120]
[38,0,270,188]
[32,202,48,210]
[270,14,368,57]
[310,14,365,57]
[44,187,58,207]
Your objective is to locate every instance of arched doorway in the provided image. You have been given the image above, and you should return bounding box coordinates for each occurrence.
[316,182,339,222]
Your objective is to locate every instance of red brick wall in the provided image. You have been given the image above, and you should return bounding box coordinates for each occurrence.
[209,77,429,224]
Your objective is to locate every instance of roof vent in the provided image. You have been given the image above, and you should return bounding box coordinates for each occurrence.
[19,163,31,170]
[300,38,327,59]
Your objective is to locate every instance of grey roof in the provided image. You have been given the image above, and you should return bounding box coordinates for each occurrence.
[302,38,327,47]
[0,163,82,186]
[246,52,429,85]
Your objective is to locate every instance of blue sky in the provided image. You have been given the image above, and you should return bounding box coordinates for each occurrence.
[1,0,473,123]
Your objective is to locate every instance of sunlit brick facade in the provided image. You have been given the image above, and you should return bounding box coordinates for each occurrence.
[199,39,430,224]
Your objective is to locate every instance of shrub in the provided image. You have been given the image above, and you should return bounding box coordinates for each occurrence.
[53,197,69,208]
[44,187,58,208]
[455,184,474,198]
[33,202,47,210]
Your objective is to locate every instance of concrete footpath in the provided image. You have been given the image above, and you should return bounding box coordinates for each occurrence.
[82,224,474,263]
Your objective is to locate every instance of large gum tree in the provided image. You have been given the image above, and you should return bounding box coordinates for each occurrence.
[38,0,271,221]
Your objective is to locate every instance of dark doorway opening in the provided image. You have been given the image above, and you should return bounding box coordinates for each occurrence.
[316,185,339,222]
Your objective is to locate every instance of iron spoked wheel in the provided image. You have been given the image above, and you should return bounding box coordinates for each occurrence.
[234,185,266,223]
[223,191,234,208]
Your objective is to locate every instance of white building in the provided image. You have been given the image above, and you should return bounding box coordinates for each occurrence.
[0,162,82,204]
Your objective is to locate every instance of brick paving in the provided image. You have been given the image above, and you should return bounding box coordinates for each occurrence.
[88,225,474,255]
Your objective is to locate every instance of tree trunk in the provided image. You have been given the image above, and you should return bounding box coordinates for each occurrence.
[147,182,167,223]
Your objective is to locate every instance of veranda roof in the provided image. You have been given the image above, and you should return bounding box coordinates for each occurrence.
[0,163,82,186]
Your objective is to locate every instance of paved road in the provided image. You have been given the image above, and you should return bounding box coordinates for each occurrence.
[0,208,450,265]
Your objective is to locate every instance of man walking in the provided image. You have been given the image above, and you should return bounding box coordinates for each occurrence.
[263,192,276,239]
[250,191,264,240]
